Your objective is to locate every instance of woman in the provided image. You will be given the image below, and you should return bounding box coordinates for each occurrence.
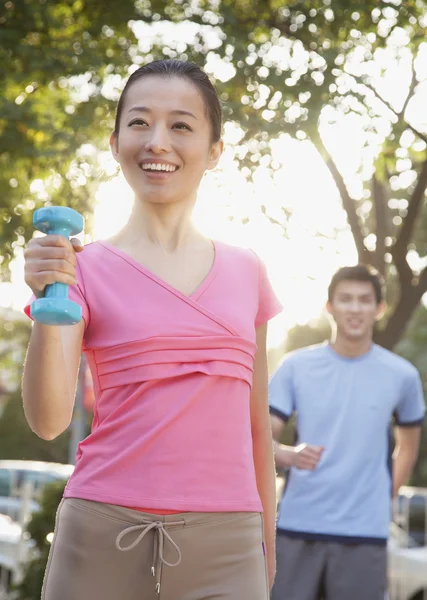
[23,59,281,600]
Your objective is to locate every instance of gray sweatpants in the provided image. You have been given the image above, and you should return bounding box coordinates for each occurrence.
[271,534,387,600]
[42,498,269,600]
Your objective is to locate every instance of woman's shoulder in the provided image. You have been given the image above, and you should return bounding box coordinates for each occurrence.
[75,240,116,270]
[74,241,115,291]
[214,240,260,268]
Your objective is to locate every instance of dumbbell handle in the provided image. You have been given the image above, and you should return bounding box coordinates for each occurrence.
[42,224,75,300]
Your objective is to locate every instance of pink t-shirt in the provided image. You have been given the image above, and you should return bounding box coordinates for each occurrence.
[26,240,282,512]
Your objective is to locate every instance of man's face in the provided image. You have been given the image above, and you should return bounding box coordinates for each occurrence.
[327,280,384,341]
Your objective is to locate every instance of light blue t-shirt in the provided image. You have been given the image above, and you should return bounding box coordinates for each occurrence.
[269,343,425,544]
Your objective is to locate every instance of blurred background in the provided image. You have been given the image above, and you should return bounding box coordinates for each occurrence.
[1,1,427,598]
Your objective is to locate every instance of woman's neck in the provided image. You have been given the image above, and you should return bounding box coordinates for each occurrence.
[112,199,200,252]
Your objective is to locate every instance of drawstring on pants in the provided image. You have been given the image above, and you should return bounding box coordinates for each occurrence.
[115,519,183,595]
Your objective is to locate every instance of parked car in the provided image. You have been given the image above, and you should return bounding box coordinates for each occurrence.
[0,461,73,595]
[0,460,73,524]
[388,522,427,600]
[394,487,427,548]
[0,460,74,499]
[0,497,40,524]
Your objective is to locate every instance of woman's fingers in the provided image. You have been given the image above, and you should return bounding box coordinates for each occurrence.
[24,235,83,295]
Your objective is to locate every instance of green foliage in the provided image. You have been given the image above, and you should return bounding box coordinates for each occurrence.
[0,0,140,275]
[1,0,425,262]
[13,480,66,600]
[2,0,427,346]
[0,312,31,390]
[0,390,69,463]
[0,311,68,463]
[284,313,332,353]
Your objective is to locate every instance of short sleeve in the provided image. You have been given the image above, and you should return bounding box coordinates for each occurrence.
[395,369,426,427]
[269,357,295,422]
[24,259,90,329]
[254,256,282,328]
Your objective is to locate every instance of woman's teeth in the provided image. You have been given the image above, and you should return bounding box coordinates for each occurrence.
[141,163,177,172]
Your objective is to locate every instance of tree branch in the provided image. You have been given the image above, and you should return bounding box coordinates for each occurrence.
[390,245,414,288]
[311,132,369,263]
[394,158,427,250]
[261,205,290,235]
[355,75,427,145]
[400,61,417,119]
[371,175,388,277]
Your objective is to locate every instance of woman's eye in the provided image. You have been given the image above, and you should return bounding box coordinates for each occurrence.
[128,119,148,127]
[173,122,192,131]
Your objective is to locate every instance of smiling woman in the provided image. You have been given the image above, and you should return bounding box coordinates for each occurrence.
[22,59,282,600]
[109,68,222,212]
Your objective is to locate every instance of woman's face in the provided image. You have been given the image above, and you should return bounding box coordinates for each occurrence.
[110,75,223,206]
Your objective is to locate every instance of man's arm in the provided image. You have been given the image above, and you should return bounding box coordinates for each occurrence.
[270,415,324,471]
[393,425,422,497]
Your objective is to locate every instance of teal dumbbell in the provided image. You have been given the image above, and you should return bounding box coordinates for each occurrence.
[30,206,84,325]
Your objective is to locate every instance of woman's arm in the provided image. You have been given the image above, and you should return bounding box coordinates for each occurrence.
[23,321,85,440]
[22,234,85,440]
[250,324,276,590]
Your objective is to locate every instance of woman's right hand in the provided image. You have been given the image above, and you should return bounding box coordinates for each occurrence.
[24,235,84,297]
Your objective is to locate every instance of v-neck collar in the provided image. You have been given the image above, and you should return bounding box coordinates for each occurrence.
[97,239,219,302]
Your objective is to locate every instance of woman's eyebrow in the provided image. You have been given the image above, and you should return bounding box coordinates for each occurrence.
[128,106,198,119]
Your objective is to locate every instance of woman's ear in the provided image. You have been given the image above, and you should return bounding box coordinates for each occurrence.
[110,132,119,162]
[207,139,224,171]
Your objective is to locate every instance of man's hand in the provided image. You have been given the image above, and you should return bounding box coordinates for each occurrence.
[292,443,324,470]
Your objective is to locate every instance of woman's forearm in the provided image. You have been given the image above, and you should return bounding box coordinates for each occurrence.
[252,424,277,588]
[22,323,81,439]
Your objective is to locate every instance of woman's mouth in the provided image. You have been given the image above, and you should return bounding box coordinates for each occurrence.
[138,162,179,181]
[140,162,178,173]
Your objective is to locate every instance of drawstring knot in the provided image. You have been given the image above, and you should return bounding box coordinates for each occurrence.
[115,519,183,595]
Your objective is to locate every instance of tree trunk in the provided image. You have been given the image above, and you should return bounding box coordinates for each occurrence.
[375,286,424,349]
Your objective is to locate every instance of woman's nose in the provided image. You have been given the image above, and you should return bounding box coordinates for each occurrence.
[144,126,171,154]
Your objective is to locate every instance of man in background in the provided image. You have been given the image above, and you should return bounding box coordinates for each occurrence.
[270,265,425,600]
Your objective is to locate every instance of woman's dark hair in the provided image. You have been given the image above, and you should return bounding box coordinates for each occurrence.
[328,264,384,305]
[114,59,222,143]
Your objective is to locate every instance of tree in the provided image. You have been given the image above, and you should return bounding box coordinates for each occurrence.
[284,314,332,353]
[0,0,139,276]
[197,0,427,349]
[0,389,70,463]
[0,311,70,462]
[0,310,30,393]
[2,1,427,348]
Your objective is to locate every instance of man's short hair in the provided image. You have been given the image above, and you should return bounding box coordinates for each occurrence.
[328,265,384,305]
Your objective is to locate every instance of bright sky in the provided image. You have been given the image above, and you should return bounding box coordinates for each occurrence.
[2,21,426,350]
